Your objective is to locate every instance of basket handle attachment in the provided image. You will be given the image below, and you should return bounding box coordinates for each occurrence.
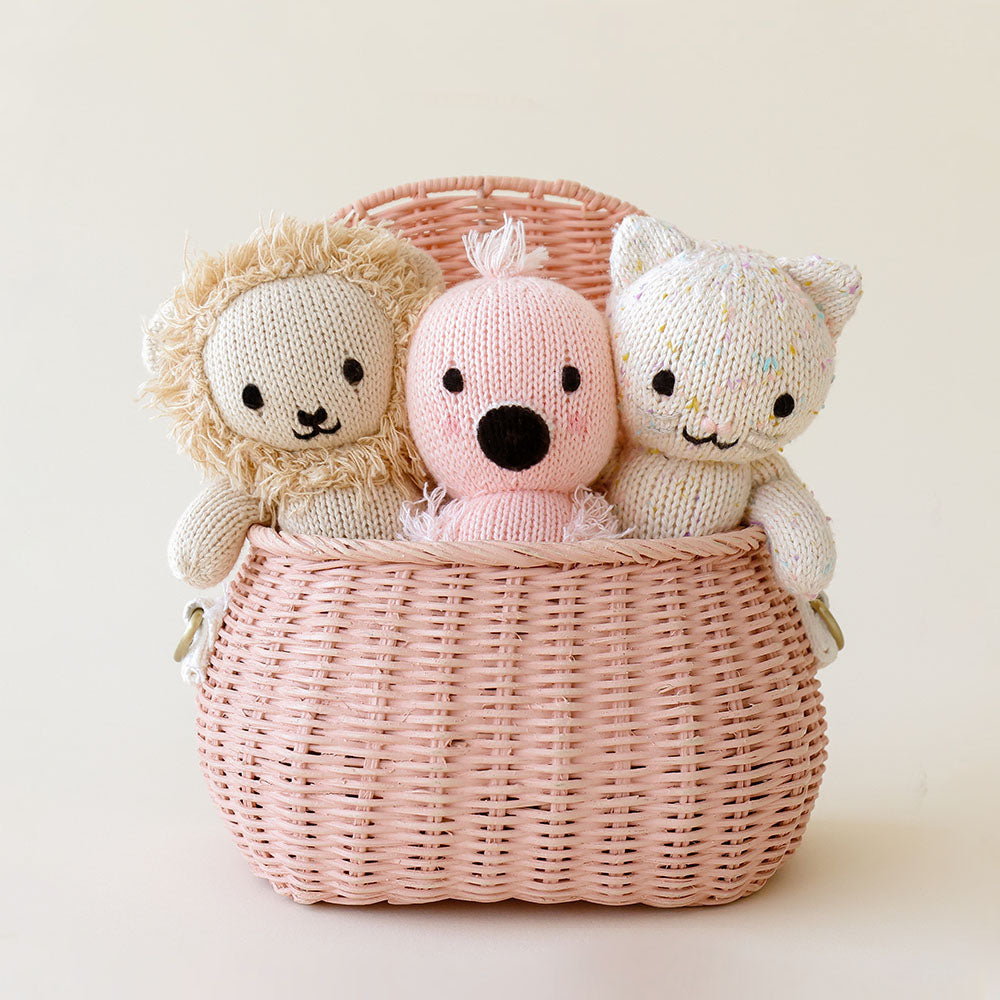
[809,594,845,651]
[173,606,204,662]
[172,595,226,685]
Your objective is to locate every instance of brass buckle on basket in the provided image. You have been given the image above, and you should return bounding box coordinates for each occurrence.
[173,606,205,663]
[809,595,845,651]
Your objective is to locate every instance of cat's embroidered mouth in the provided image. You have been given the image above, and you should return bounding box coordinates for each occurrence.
[682,428,740,450]
[293,418,342,441]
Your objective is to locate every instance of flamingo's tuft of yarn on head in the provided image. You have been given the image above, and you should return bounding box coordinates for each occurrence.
[462,216,549,278]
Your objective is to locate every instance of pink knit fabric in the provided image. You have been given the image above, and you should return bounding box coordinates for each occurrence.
[404,219,618,542]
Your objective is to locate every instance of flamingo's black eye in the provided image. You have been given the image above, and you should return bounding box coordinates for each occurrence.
[652,370,675,396]
[343,358,364,385]
[242,384,264,410]
[562,365,581,393]
[443,368,464,393]
[773,393,795,418]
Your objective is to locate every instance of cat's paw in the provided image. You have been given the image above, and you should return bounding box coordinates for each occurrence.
[766,536,835,598]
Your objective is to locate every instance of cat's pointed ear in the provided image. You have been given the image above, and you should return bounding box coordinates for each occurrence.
[609,215,696,292]
[780,255,863,338]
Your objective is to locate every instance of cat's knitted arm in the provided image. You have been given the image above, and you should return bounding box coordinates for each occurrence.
[168,480,264,589]
[747,455,835,598]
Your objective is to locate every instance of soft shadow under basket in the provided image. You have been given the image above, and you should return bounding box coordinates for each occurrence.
[195,177,827,906]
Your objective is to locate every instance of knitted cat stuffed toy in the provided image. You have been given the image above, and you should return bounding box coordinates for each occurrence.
[143,218,444,589]
[402,217,620,543]
[606,215,862,605]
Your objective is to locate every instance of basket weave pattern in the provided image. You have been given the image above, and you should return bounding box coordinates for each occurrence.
[330,176,640,306]
[196,178,826,905]
[198,528,826,906]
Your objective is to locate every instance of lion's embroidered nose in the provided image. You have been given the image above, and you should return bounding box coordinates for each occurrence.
[297,406,328,427]
[477,405,550,471]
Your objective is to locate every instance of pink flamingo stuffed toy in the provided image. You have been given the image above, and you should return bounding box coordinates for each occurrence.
[403,217,621,542]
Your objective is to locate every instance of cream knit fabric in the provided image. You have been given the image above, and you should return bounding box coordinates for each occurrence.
[167,479,264,591]
[606,215,862,598]
[203,273,395,451]
[145,219,442,589]
[279,479,416,537]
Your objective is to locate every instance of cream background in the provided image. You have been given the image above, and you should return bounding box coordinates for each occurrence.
[1,1,997,997]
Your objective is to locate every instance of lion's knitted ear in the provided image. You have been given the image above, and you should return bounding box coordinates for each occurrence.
[779,256,863,338]
[141,301,175,375]
[609,215,695,292]
[404,243,446,298]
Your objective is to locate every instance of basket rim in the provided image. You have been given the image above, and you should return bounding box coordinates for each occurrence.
[246,524,766,567]
[331,175,642,222]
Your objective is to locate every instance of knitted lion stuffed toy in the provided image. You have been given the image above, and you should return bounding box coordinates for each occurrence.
[143,218,443,589]
[606,215,862,607]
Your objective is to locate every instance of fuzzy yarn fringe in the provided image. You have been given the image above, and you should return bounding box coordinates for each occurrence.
[463,215,549,279]
[562,486,630,542]
[141,218,443,506]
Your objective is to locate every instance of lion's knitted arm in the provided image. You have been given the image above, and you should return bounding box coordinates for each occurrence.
[747,455,835,598]
[168,480,264,589]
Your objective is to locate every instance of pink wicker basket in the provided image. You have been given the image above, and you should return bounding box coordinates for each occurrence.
[196,178,827,906]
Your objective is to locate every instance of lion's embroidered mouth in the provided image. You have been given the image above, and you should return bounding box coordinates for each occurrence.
[293,418,342,441]
[682,428,740,450]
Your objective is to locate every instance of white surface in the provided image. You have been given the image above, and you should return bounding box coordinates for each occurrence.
[1,1,997,997]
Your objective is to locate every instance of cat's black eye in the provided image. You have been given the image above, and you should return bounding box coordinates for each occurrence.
[562,365,581,393]
[343,358,364,385]
[652,369,675,396]
[443,368,464,393]
[242,383,264,410]
[773,393,795,418]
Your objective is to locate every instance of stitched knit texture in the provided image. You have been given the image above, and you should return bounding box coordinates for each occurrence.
[401,485,623,543]
[404,217,620,542]
[143,218,443,504]
[204,273,395,451]
[606,215,862,597]
[167,479,265,590]
[144,219,442,588]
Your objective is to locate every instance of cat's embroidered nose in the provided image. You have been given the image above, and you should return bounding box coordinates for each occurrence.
[477,405,551,471]
[700,416,733,437]
[297,406,328,427]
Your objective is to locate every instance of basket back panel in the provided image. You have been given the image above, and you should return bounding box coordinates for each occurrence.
[330,176,641,309]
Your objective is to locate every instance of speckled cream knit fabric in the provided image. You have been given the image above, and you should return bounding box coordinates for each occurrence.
[403,217,620,542]
[144,219,443,589]
[606,215,862,598]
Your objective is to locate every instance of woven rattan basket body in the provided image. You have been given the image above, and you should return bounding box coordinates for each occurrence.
[196,178,827,906]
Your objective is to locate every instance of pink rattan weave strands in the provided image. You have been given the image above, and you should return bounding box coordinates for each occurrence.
[196,178,826,906]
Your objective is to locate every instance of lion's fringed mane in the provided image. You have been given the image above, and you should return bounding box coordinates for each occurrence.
[142,218,444,507]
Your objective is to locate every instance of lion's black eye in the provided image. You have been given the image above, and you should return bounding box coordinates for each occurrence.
[652,369,675,396]
[773,393,795,418]
[242,384,264,410]
[443,368,464,393]
[562,365,581,393]
[343,358,364,385]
